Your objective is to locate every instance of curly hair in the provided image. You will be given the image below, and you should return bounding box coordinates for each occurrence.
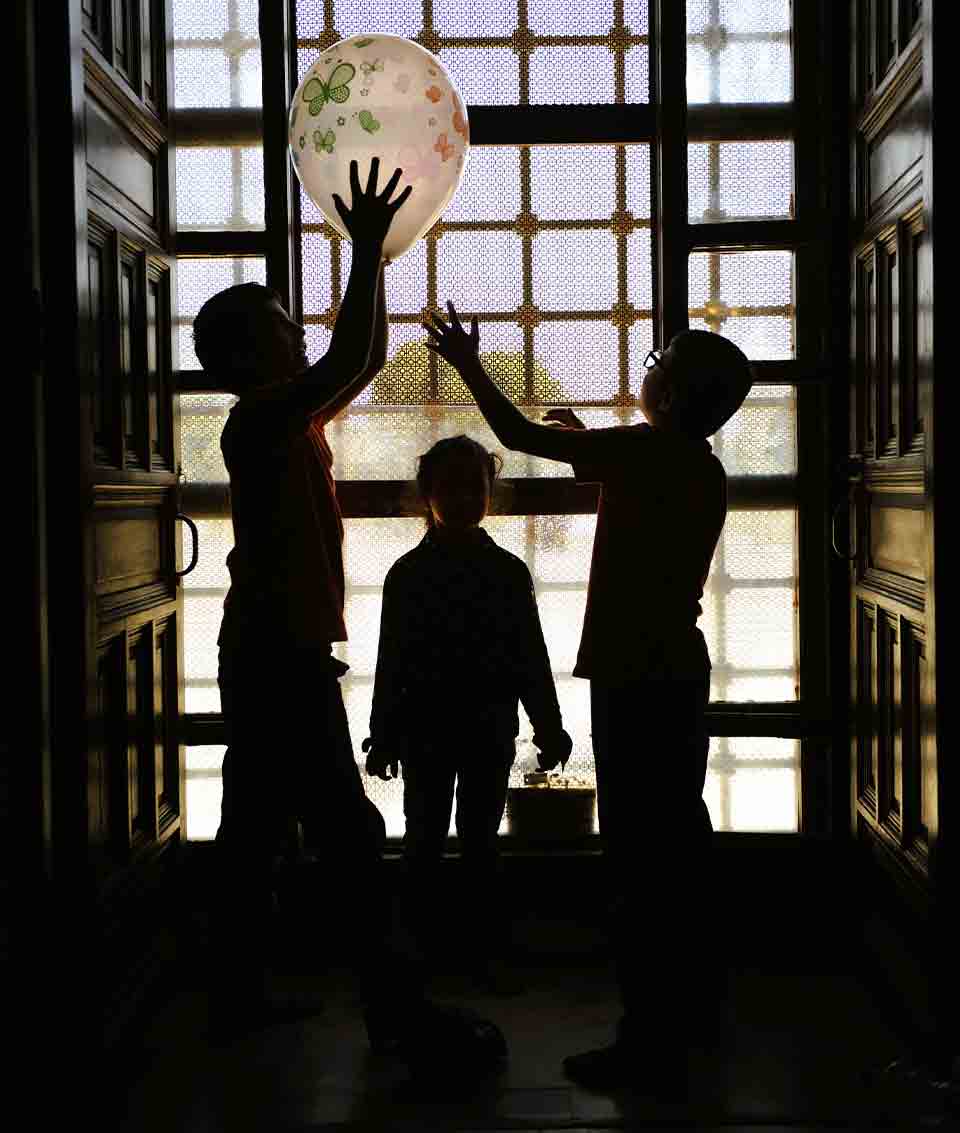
[415,435,503,529]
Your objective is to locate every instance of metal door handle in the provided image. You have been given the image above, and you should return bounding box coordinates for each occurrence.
[831,494,857,561]
[175,513,199,578]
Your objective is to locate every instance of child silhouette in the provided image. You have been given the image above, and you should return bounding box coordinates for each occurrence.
[192,158,414,1042]
[424,303,752,1091]
[363,435,572,993]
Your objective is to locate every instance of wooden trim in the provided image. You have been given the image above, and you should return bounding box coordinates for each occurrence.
[686,102,795,142]
[653,0,687,346]
[857,33,923,143]
[83,36,166,148]
[173,232,267,257]
[688,220,805,250]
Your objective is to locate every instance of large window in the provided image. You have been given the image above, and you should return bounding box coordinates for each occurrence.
[175,1,815,841]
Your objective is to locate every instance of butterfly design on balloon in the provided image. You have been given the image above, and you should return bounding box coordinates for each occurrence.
[303,63,356,114]
[313,128,336,154]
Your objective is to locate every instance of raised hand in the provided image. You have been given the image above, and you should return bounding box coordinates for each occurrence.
[332,157,412,250]
[423,300,480,371]
[543,407,586,430]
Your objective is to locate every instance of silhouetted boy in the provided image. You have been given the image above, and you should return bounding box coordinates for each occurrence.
[424,303,752,1091]
[192,158,411,1038]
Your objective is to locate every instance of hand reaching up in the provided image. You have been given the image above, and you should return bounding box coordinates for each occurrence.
[423,300,480,372]
[332,157,412,253]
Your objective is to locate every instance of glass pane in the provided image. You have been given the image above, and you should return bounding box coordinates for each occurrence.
[185,746,225,840]
[529,46,616,106]
[327,1,423,40]
[689,250,795,360]
[175,147,265,231]
[688,141,794,223]
[704,737,799,832]
[433,1,516,36]
[687,0,792,105]
[180,394,234,482]
[532,230,619,310]
[172,0,263,109]
[439,47,521,105]
[446,148,521,223]
[176,258,266,370]
[180,503,798,837]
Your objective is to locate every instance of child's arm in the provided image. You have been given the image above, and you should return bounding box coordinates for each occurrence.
[515,568,573,772]
[315,266,387,421]
[365,563,407,780]
[288,159,409,418]
[424,302,632,466]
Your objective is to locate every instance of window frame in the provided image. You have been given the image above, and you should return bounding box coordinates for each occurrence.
[173,0,836,836]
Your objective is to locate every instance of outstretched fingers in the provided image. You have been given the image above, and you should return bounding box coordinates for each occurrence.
[363,155,381,195]
[348,158,361,201]
[378,165,403,201]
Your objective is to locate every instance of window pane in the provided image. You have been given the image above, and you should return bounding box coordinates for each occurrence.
[185,746,225,840]
[687,0,792,105]
[172,0,262,108]
[176,258,266,370]
[704,738,799,832]
[297,2,649,106]
[689,251,795,360]
[175,147,265,231]
[688,142,794,223]
[179,503,798,837]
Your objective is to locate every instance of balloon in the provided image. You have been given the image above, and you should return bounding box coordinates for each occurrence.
[288,34,470,263]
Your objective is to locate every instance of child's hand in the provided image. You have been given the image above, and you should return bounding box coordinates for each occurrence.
[543,407,586,430]
[533,727,573,773]
[423,301,480,371]
[361,736,400,781]
[332,157,412,251]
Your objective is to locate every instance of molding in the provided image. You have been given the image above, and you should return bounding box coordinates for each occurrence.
[97,584,177,626]
[84,50,166,153]
[857,37,924,145]
[856,572,925,614]
[863,457,925,492]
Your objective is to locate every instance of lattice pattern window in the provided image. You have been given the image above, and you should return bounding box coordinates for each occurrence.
[172,0,262,107]
[689,250,795,359]
[689,141,794,223]
[177,0,806,841]
[173,1,265,231]
[296,3,649,105]
[687,0,792,104]
[301,143,653,406]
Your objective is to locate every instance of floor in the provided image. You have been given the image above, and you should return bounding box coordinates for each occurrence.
[109,862,955,1132]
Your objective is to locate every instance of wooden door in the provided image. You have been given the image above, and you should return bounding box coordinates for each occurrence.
[847,0,953,1062]
[34,0,185,1050]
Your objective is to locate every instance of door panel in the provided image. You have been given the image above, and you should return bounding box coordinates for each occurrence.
[37,0,183,1049]
[848,0,949,1056]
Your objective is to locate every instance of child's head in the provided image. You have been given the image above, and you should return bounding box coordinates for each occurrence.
[640,329,753,438]
[193,282,308,394]
[416,435,502,531]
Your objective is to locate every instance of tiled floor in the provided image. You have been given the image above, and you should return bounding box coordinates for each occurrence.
[113,905,953,1132]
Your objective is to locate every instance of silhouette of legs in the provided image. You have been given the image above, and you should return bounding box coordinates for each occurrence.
[564,671,714,1089]
[211,642,406,1038]
[401,739,515,988]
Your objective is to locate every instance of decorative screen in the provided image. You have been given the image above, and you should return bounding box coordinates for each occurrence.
[296,2,649,104]
[686,0,792,105]
[172,0,263,108]
[689,141,794,223]
[689,250,795,359]
[301,144,653,407]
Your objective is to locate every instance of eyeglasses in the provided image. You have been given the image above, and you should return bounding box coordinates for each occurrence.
[643,348,663,370]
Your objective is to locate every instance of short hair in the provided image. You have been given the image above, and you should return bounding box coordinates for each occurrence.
[666,329,754,437]
[416,435,503,529]
[192,282,281,393]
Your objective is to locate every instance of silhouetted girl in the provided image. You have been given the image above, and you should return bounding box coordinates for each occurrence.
[364,434,571,991]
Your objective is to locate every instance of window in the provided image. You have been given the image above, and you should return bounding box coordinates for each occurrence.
[176,1,817,841]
